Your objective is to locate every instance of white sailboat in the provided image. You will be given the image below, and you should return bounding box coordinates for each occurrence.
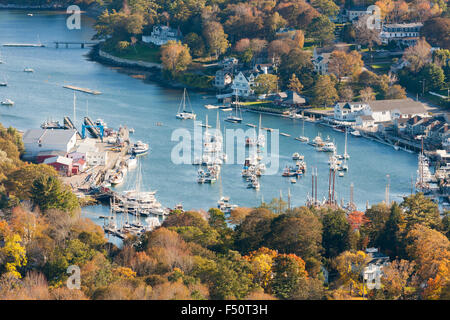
[0,75,7,87]
[296,117,309,142]
[257,114,265,147]
[176,88,196,120]
[225,94,243,123]
[343,128,350,159]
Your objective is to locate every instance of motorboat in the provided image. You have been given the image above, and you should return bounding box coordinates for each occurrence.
[23,67,34,73]
[131,141,149,155]
[319,142,336,152]
[350,130,361,137]
[1,98,14,106]
[292,152,304,160]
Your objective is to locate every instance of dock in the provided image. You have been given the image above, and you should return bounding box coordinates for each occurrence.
[63,85,101,95]
[2,43,45,47]
[63,116,82,139]
[83,117,101,138]
[54,41,99,49]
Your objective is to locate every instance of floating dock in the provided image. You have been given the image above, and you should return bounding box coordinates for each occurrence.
[63,85,101,95]
[3,43,45,47]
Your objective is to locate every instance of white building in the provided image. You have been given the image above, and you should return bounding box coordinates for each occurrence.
[346,7,370,22]
[22,129,77,159]
[214,70,232,89]
[142,25,182,46]
[363,248,389,290]
[231,71,255,97]
[312,48,332,75]
[76,138,108,166]
[334,99,428,123]
[380,22,423,46]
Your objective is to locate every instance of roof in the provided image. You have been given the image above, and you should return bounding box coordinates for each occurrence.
[367,99,427,114]
[43,156,73,166]
[359,115,375,121]
[383,22,423,28]
[23,129,76,146]
[37,150,67,157]
[283,91,306,104]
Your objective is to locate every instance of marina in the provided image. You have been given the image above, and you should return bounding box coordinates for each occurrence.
[0,10,443,245]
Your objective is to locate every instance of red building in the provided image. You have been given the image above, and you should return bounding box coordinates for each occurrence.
[43,156,73,177]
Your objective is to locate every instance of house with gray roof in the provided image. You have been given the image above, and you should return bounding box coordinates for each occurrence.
[22,129,77,159]
[334,98,428,123]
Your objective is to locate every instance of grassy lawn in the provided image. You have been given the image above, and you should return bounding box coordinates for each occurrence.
[369,62,391,72]
[241,101,272,106]
[102,41,161,63]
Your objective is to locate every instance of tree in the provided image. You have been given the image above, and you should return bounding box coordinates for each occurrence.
[30,175,79,214]
[421,17,450,49]
[354,15,381,50]
[311,0,340,18]
[400,193,441,231]
[271,254,308,299]
[381,259,417,299]
[312,75,338,107]
[243,247,277,290]
[160,40,192,76]
[406,224,450,296]
[376,202,405,258]
[359,87,376,102]
[265,209,323,275]
[267,39,291,62]
[228,207,252,226]
[203,21,230,59]
[338,86,354,102]
[252,74,279,94]
[384,84,406,99]
[278,49,315,89]
[307,15,335,45]
[328,50,364,82]
[234,208,275,254]
[0,233,27,279]
[184,32,205,58]
[402,38,432,73]
[322,210,351,258]
[334,250,371,297]
[418,63,445,92]
[287,73,304,93]
[265,12,287,37]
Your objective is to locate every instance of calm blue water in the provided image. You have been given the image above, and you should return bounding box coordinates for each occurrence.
[0,11,418,231]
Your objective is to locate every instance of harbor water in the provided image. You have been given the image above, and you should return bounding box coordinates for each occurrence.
[0,10,419,242]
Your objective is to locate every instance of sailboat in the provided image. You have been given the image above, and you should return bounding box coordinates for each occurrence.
[176,88,196,120]
[225,93,243,123]
[0,75,7,87]
[296,116,309,142]
[343,128,350,159]
[257,114,265,147]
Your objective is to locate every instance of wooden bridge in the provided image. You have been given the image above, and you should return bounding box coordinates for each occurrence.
[54,41,99,48]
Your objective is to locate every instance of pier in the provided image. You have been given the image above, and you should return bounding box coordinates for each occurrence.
[63,116,82,139]
[83,117,101,139]
[63,85,101,95]
[2,43,45,47]
[54,41,99,49]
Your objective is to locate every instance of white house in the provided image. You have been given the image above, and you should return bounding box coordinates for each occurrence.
[346,6,370,22]
[231,71,255,97]
[363,248,389,290]
[22,129,77,159]
[214,70,232,89]
[380,22,423,46]
[312,48,332,75]
[142,25,182,46]
[334,99,428,123]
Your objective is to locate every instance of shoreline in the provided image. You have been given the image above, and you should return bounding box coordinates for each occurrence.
[88,45,216,94]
